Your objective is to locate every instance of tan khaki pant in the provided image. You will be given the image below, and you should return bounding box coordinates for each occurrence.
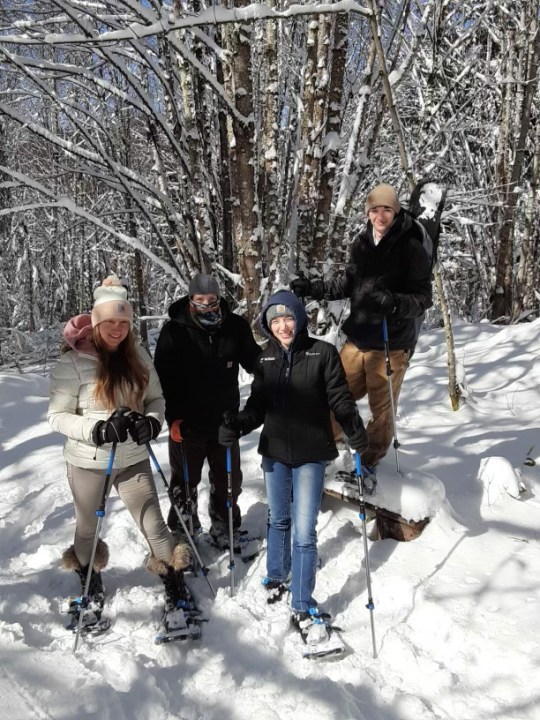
[332,342,409,466]
[67,459,174,567]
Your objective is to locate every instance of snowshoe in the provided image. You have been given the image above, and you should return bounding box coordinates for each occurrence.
[334,465,377,495]
[155,568,206,644]
[65,565,110,636]
[65,594,111,636]
[291,608,345,659]
[208,528,264,563]
[155,594,205,644]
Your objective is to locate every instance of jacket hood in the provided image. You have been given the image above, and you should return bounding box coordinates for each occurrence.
[63,314,97,355]
[259,289,308,341]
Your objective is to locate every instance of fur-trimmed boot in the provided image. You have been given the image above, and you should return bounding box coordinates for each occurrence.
[147,543,192,611]
[62,539,109,603]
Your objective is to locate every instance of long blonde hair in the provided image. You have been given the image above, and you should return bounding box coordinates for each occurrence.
[92,326,149,411]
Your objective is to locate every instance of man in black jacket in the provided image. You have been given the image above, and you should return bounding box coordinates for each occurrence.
[154,274,260,548]
[291,183,432,484]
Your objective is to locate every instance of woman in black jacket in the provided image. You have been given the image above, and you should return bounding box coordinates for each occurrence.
[219,290,367,645]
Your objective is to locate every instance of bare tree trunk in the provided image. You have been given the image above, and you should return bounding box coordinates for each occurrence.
[314,12,349,260]
[434,268,460,410]
[491,2,540,320]
[330,40,378,251]
[259,13,281,281]
[294,17,328,260]
[518,116,540,313]
[223,3,261,322]
[215,44,235,278]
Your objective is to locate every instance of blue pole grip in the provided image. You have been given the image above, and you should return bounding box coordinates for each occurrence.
[355,452,362,476]
[382,316,389,343]
[106,445,116,475]
[226,446,232,473]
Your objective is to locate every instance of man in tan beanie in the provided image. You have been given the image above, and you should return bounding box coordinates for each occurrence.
[290,182,432,491]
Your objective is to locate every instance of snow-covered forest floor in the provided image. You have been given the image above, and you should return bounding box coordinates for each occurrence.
[1,318,539,720]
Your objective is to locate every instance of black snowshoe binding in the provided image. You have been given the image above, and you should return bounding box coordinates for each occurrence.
[66,567,110,635]
[155,567,204,644]
[334,464,377,496]
[291,608,345,659]
[261,577,289,605]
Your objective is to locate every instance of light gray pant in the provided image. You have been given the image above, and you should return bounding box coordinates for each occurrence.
[67,459,174,568]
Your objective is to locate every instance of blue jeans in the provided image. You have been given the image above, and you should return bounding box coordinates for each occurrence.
[262,456,326,613]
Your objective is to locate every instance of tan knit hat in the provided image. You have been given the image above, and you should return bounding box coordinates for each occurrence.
[91,275,134,327]
[364,183,401,215]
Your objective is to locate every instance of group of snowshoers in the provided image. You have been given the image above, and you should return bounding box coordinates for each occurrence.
[48,183,434,652]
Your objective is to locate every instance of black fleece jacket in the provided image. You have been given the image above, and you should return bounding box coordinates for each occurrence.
[320,210,432,351]
[237,290,362,465]
[154,296,260,433]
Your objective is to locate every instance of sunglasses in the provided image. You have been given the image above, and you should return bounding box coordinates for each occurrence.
[190,298,220,310]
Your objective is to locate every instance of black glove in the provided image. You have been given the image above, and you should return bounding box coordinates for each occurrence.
[128,412,162,445]
[365,283,396,316]
[92,408,132,446]
[290,275,312,299]
[218,411,242,447]
[344,418,369,453]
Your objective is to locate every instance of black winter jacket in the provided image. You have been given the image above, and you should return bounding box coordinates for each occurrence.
[321,210,432,351]
[238,290,362,465]
[154,297,260,433]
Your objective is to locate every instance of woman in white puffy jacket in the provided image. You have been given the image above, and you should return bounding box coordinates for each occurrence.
[48,276,190,625]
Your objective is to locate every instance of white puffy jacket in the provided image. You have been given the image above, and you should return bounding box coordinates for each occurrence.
[48,347,165,469]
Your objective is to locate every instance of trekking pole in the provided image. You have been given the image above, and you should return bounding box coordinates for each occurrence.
[73,443,117,653]
[179,442,199,576]
[180,447,195,540]
[146,443,216,598]
[355,452,377,659]
[382,316,401,473]
[226,446,236,597]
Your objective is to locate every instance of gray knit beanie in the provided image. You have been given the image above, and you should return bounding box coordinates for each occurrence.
[266,303,294,325]
[188,273,220,298]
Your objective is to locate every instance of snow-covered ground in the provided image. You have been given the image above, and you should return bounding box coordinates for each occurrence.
[1,318,539,720]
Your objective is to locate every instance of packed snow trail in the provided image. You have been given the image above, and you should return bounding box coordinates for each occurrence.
[1,319,540,719]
